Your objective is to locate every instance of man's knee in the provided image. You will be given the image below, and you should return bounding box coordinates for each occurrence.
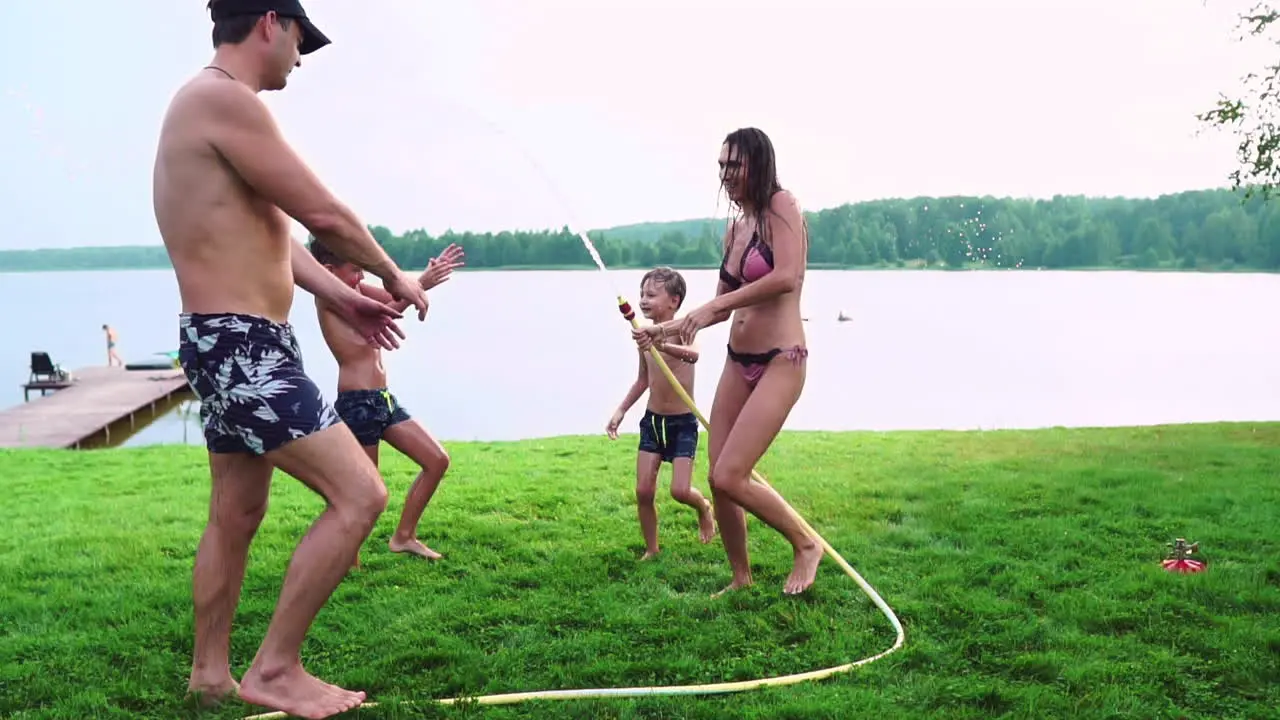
[348,470,389,525]
[287,438,389,528]
[212,495,269,539]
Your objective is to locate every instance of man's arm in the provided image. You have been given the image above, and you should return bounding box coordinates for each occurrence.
[292,241,366,309]
[200,80,400,281]
[357,281,427,315]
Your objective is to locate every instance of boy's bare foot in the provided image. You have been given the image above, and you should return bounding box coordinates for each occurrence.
[239,663,365,720]
[389,536,443,560]
[711,578,752,598]
[639,549,660,561]
[783,541,824,595]
[697,504,717,544]
[185,674,239,707]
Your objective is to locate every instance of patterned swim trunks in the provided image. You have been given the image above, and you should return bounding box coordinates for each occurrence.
[334,388,411,447]
[177,312,339,455]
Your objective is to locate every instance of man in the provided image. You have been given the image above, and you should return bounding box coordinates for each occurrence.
[152,1,429,718]
[102,324,123,367]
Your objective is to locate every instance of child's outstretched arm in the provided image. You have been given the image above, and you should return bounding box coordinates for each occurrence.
[607,351,649,439]
[357,244,466,314]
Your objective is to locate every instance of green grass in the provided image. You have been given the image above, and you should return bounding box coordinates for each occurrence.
[1,424,1278,719]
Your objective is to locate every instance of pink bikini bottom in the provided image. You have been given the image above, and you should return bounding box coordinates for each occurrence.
[726,343,808,389]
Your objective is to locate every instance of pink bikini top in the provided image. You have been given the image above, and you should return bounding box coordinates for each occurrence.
[719,228,775,291]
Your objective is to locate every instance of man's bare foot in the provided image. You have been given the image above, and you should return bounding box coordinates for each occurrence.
[711,578,752,598]
[784,541,824,595]
[389,536,443,561]
[639,549,660,561]
[185,674,239,708]
[239,663,366,720]
[697,504,718,544]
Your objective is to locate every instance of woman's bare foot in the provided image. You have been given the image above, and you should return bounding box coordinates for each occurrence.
[697,503,718,544]
[239,663,366,720]
[711,577,753,598]
[784,541,824,595]
[185,674,239,708]
[639,549,660,561]
[389,536,443,561]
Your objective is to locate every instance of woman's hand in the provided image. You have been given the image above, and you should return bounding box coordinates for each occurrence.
[675,304,718,344]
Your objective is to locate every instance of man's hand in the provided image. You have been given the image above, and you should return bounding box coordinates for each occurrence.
[421,244,466,290]
[332,287,406,350]
[383,270,429,321]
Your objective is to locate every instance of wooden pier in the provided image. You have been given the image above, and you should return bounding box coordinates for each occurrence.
[0,367,194,450]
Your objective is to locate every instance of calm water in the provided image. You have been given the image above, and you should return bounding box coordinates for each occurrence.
[2,268,1278,448]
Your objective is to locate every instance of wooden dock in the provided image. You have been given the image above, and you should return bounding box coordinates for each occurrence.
[0,367,194,450]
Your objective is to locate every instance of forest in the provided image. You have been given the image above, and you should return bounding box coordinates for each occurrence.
[4,188,1279,273]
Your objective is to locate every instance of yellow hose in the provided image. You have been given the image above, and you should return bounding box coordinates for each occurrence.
[240,296,904,719]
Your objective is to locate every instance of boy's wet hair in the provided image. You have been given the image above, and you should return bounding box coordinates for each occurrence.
[307,236,343,267]
[641,266,686,309]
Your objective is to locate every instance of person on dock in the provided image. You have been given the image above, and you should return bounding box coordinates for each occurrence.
[151,1,429,718]
[632,127,821,597]
[310,238,465,566]
[102,324,123,367]
[607,267,716,560]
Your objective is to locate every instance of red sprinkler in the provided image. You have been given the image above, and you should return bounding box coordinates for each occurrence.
[1161,538,1206,574]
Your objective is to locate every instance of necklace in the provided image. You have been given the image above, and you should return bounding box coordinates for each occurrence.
[203,65,236,80]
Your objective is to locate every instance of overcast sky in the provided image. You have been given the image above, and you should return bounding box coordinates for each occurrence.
[0,0,1271,250]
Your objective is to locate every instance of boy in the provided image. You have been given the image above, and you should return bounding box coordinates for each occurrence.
[607,266,717,560]
[309,237,465,566]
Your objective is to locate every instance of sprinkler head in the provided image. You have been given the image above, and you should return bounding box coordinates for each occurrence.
[1161,537,1206,574]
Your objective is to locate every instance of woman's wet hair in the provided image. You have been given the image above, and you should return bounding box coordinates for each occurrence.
[720,127,804,247]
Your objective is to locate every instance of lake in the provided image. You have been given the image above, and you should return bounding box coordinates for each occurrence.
[2,267,1278,449]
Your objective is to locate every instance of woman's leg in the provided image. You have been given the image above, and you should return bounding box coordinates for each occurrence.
[711,351,822,594]
[706,358,755,595]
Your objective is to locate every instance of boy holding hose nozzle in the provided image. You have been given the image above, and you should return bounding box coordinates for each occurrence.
[607,267,717,559]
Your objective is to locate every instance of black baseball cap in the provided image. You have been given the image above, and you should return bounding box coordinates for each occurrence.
[209,0,331,55]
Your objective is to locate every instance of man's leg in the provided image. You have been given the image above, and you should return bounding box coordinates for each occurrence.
[187,451,273,705]
[235,423,388,720]
[350,443,379,571]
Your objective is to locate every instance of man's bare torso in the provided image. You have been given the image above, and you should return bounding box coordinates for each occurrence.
[317,298,388,392]
[643,347,695,415]
[153,74,295,324]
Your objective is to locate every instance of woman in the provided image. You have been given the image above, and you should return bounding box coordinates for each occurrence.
[633,127,821,596]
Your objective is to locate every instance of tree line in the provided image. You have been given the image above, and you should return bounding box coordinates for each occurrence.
[4,188,1280,273]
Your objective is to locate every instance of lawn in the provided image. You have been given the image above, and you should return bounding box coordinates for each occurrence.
[1,423,1277,719]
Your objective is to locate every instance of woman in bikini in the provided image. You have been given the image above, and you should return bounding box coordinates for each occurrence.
[633,127,822,596]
